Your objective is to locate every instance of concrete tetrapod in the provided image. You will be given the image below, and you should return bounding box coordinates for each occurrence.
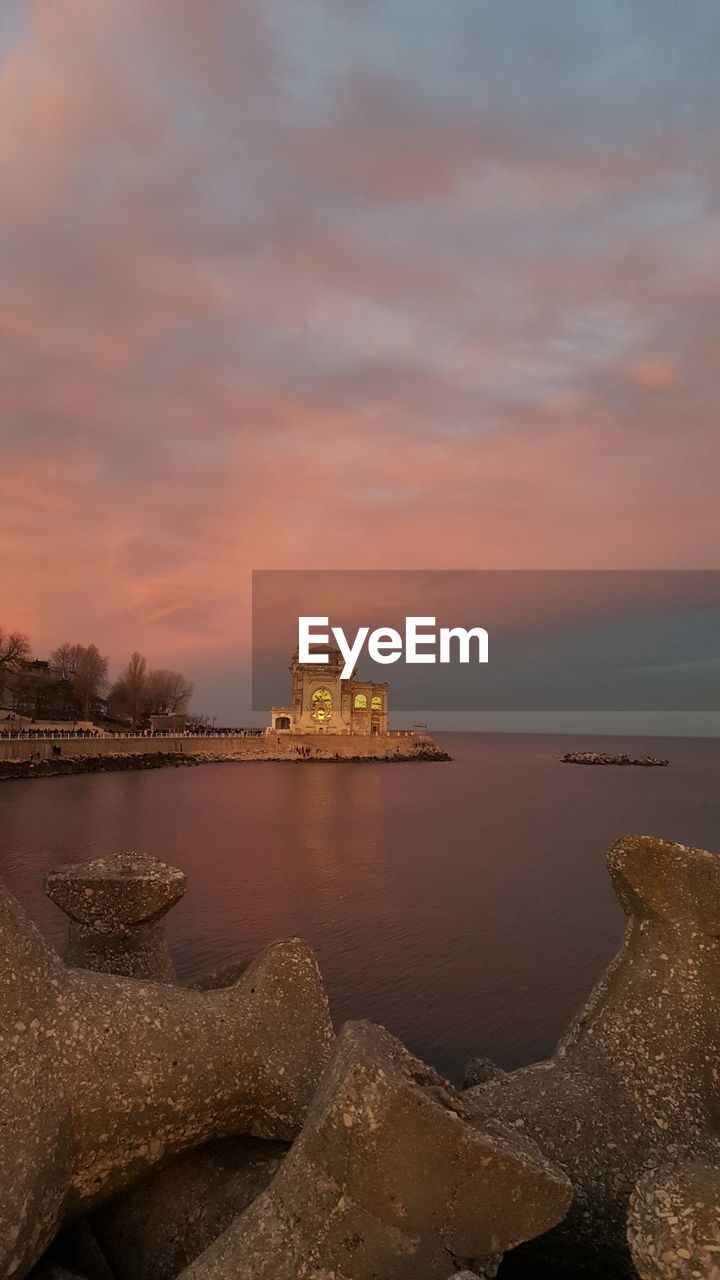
[41,851,294,1280]
[91,1138,289,1280]
[0,874,333,1280]
[179,1020,572,1280]
[45,851,186,981]
[465,835,720,1277]
[627,1156,720,1280]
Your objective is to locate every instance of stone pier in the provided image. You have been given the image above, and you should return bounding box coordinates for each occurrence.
[0,731,448,771]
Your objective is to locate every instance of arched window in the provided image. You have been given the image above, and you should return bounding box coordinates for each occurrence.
[353,693,368,709]
[371,695,383,711]
[311,688,332,722]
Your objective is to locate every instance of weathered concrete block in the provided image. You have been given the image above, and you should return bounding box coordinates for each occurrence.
[45,851,186,981]
[179,1021,572,1280]
[44,855,287,1280]
[465,835,720,1277]
[627,1157,720,1280]
[0,874,333,1280]
[91,1137,288,1280]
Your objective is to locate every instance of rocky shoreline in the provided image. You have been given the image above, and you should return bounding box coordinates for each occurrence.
[0,745,451,782]
[561,751,669,766]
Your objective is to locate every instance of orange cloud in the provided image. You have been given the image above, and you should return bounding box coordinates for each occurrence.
[627,361,679,390]
[0,0,719,717]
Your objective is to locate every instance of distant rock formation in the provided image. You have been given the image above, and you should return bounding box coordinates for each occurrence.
[561,751,669,765]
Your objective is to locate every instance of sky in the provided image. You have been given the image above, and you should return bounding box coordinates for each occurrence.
[1,1,719,727]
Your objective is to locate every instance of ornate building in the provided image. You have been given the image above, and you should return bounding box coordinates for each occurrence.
[270,649,388,735]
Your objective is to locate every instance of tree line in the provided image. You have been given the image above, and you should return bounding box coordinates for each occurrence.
[0,627,194,726]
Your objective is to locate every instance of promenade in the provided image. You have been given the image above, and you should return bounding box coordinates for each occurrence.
[0,728,439,765]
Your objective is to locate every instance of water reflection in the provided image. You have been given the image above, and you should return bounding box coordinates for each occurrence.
[1,733,717,1081]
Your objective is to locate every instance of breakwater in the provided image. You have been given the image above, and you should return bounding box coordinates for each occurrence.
[0,732,450,780]
[2,834,718,1279]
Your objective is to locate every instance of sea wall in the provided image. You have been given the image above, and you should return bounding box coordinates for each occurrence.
[0,731,449,773]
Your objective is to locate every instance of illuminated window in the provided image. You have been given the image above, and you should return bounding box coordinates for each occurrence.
[311,688,332,722]
[371,695,383,711]
[353,693,368,709]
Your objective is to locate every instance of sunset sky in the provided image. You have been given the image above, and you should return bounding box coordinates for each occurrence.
[2,1,719,724]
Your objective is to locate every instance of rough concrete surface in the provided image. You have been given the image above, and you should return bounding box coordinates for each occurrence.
[465,835,720,1277]
[463,1057,507,1090]
[9,834,720,1280]
[45,851,186,980]
[627,1156,720,1280]
[179,1020,572,1280]
[0,873,333,1280]
[92,1137,288,1280]
[45,854,290,1280]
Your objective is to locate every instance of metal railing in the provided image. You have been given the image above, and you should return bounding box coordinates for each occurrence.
[1,727,427,742]
[0,729,265,741]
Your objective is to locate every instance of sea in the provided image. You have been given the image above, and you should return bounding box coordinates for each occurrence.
[1,732,718,1084]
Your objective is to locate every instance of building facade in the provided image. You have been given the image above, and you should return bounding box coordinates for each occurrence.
[271,650,389,735]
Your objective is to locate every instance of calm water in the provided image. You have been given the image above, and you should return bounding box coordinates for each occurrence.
[1,732,718,1083]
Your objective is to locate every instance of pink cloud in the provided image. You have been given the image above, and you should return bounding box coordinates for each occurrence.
[1,0,719,706]
[627,361,679,389]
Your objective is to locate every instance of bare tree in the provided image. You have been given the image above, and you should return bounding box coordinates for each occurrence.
[49,642,84,684]
[0,628,30,699]
[144,669,194,716]
[72,645,109,721]
[50,643,86,717]
[109,651,147,725]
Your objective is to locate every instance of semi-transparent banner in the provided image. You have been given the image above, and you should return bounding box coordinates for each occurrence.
[252,570,720,711]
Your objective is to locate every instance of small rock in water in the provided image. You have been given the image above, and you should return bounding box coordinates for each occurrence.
[561,751,668,766]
